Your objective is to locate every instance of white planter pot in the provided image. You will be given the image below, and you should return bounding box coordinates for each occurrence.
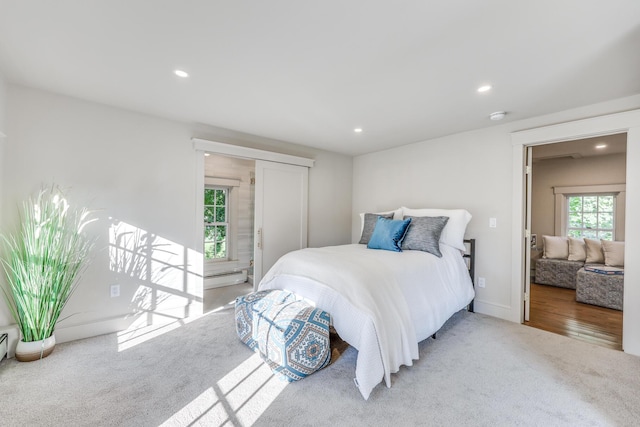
[15,333,56,362]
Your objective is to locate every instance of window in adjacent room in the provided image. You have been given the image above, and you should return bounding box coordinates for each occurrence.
[566,194,615,240]
[204,187,228,260]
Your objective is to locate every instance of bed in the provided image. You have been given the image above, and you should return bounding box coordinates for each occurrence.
[257,207,475,399]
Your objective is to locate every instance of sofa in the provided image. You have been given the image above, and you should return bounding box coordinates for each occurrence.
[535,258,584,289]
[535,236,624,311]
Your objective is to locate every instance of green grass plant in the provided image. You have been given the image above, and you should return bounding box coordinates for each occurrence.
[1,185,96,342]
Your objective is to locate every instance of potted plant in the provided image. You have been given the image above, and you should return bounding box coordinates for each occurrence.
[1,185,96,361]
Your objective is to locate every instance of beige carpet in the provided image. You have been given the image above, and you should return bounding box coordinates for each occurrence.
[1,299,640,426]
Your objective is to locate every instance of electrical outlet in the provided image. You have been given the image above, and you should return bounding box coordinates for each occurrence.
[477,277,486,288]
[110,284,120,298]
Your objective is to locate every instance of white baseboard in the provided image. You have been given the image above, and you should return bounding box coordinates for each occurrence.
[54,316,133,344]
[0,303,203,359]
[473,299,514,322]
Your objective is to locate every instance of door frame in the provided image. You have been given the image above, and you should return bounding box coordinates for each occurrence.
[510,109,640,354]
[523,146,533,321]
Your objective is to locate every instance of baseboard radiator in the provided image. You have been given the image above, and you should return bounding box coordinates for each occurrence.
[204,269,248,289]
[0,333,7,363]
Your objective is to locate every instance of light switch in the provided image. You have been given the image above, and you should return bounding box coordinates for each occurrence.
[489,218,497,228]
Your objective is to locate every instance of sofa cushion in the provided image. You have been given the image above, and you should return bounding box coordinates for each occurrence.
[601,240,624,267]
[568,237,587,261]
[585,238,605,264]
[542,235,569,259]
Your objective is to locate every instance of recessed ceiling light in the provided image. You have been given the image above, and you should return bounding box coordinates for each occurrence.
[174,69,189,78]
[204,153,211,156]
[595,144,607,149]
[489,111,506,121]
[354,128,363,133]
[477,85,492,93]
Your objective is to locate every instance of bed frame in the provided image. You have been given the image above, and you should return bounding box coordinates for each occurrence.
[464,238,476,313]
[431,238,475,340]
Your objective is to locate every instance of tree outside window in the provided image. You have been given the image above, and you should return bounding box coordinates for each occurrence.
[204,187,228,260]
[567,194,614,240]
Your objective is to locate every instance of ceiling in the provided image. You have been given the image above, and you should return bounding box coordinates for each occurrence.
[1,1,639,156]
[532,133,627,162]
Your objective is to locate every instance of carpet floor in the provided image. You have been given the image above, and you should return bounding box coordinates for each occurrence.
[1,301,640,426]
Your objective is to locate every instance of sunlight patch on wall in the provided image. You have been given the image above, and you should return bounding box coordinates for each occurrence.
[160,353,287,426]
[109,219,203,351]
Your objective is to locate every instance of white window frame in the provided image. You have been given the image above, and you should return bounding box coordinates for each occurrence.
[565,193,616,240]
[554,184,625,239]
[204,186,230,261]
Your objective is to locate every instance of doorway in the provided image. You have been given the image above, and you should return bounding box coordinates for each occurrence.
[524,134,626,350]
[203,153,256,289]
[194,138,314,313]
[511,110,640,356]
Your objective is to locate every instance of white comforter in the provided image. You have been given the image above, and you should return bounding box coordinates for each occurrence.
[258,243,475,399]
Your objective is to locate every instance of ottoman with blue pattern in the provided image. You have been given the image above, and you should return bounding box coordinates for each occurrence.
[235,290,295,351]
[235,289,331,381]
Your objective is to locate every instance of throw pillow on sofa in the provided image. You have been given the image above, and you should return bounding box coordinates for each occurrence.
[568,237,587,261]
[542,235,569,259]
[584,238,605,264]
[601,240,624,267]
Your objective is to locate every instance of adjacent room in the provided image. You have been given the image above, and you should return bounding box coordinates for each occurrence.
[1,2,640,426]
[526,135,627,350]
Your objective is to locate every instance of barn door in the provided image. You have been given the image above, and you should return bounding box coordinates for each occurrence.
[253,160,308,288]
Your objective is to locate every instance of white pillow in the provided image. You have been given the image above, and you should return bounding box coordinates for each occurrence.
[401,207,472,251]
[568,237,586,261]
[359,208,402,234]
[542,236,569,259]
[584,238,605,264]
[601,240,624,267]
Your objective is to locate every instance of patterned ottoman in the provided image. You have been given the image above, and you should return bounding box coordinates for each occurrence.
[235,290,295,351]
[576,267,624,311]
[235,290,331,381]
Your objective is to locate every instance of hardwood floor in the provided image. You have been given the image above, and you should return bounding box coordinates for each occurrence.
[524,283,623,351]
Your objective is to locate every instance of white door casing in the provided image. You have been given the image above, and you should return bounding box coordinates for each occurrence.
[511,109,640,355]
[524,146,533,321]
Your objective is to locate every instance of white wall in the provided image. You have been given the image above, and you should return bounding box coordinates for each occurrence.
[353,126,514,313]
[1,85,353,344]
[353,94,640,353]
[0,72,7,327]
[0,71,6,135]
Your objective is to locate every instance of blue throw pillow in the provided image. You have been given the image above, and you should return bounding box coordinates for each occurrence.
[367,217,412,252]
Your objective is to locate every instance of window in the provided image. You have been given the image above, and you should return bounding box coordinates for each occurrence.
[567,194,615,240]
[204,187,228,260]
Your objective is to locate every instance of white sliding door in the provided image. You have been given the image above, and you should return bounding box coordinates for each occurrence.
[253,160,309,287]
